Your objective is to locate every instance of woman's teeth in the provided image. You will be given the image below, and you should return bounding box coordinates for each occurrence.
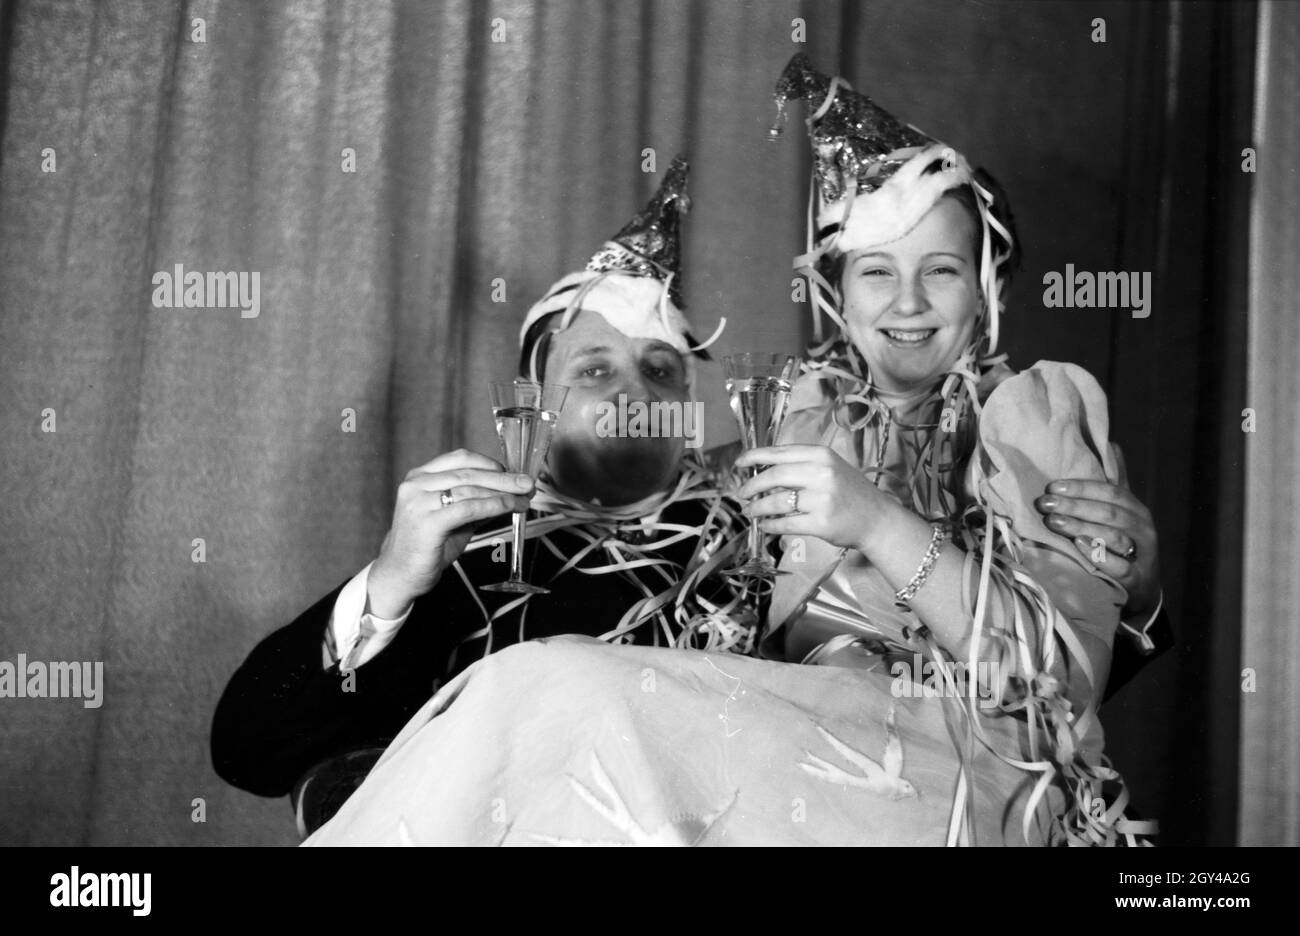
[884,329,936,344]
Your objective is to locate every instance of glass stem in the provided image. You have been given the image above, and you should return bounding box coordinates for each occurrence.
[510,511,527,581]
[748,514,764,565]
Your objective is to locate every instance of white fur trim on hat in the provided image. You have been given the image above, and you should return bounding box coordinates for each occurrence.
[825,143,973,254]
[520,269,700,387]
[520,270,692,355]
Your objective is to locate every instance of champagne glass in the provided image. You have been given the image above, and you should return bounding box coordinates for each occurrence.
[725,352,798,578]
[482,379,568,595]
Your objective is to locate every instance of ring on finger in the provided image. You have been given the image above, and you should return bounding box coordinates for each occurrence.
[787,488,800,514]
[1104,539,1137,561]
[439,489,455,508]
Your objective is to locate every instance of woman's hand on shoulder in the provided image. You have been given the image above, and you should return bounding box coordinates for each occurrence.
[1033,446,1161,619]
[734,444,890,553]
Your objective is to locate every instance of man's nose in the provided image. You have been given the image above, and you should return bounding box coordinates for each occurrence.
[615,370,661,404]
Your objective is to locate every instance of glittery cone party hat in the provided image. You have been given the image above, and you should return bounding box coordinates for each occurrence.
[586,154,690,307]
[521,155,720,376]
[770,53,973,253]
[770,54,1012,351]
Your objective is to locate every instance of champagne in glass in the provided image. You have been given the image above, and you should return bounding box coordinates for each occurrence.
[724,353,798,578]
[482,379,568,595]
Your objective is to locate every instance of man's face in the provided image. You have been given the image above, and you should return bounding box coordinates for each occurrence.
[543,310,690,506]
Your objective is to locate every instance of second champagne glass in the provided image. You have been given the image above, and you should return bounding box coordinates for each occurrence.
[482,379,568,595]
[724,352,798,578]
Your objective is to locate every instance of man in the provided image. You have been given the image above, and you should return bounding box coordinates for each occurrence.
[211,158,749,802]
[211,156,1168,818]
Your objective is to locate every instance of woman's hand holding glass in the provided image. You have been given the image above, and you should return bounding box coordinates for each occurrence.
[737,441,978,662]
[734,443,896,554]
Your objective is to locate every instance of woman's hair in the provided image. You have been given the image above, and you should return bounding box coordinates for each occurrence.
[815,163,1021,299]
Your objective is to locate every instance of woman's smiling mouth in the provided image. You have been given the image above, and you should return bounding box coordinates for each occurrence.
[881,328,937,346]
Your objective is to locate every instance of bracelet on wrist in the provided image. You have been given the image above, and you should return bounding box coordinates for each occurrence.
[894,524,950,606]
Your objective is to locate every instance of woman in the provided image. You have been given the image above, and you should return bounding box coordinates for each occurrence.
[735,55,1154,845]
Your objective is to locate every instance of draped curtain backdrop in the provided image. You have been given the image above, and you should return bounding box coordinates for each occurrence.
[1241,0,1300,846]
[0,0,1267,846]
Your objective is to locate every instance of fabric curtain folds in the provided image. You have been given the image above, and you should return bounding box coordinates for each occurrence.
[0,0,1267,845]
[1240,0,1300,847]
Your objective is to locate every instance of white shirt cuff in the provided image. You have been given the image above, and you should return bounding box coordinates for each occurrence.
[324,562,413,670]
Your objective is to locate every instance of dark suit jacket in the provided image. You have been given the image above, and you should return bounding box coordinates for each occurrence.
[1103,606,1175,702]
[210,499,721,797]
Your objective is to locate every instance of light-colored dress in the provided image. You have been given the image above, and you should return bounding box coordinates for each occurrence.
[760,360,1136,844]
[304,361,1142,846]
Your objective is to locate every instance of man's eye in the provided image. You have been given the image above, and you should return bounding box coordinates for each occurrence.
[647,362,685,383]
[927,266,958,276]
[580,365,609,378]
[859,268,891,278]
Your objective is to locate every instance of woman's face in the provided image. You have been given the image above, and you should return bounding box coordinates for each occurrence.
[839,196,982,394]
